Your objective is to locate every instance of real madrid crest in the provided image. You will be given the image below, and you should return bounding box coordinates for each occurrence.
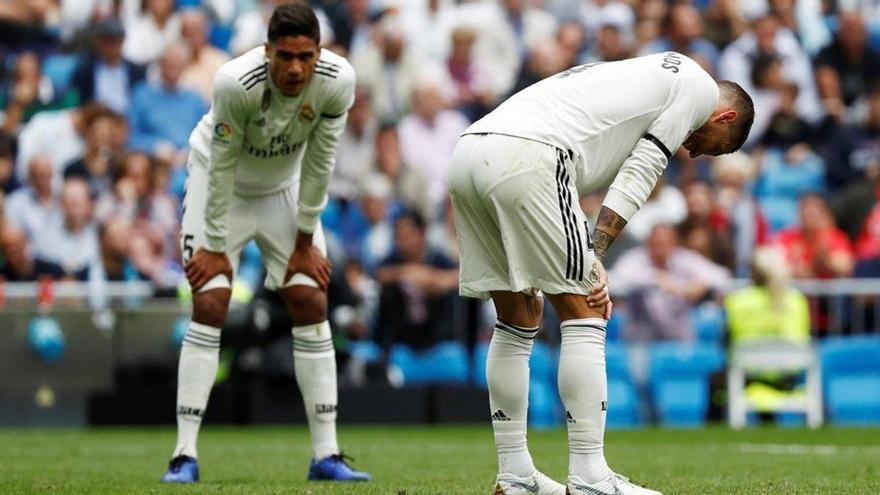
[298,103,316,124]
[261,88,271,112]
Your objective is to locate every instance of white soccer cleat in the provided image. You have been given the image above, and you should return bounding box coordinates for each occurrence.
[566,473,662,495]
[493,470,567,495]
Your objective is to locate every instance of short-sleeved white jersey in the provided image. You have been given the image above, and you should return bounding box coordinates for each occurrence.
[188,46,355,252]
[464,52,718,220]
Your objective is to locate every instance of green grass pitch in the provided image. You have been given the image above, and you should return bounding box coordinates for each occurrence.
[2,426,878,494]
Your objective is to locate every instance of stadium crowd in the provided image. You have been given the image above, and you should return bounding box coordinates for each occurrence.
[2,0,880,353]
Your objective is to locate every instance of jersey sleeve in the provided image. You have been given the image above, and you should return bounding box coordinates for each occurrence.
[603,74,717,221]
[204,71,248,252]
[296,65,356,234]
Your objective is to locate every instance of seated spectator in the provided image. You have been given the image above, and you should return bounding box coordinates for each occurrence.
[374,122,430,220]
[624,177,688,242]
[641,3,718,73]
[71,18,146,114]
[398,76,469,214]
[128,43,207,158]
[16,102,116,183]
[6,154,56,239]
[64,110,119,195]
[677,180,735,270]
[1,52,57,135]
[585,22,634,63]
[0,222,36,281]
[612,223,731,342]
[375,211,458,350]
[509,38,568,96]
[179,9,229,102]
[98,216,142,281]
[331,86,378,203]
[814,11,880,120]
[774,193,854,279]
[753,141,825,232]
[0,132,19,194]
[340,173,398,273]
[822,84,880,192]
[122,0,182,65]
[32,178,102,280]
[446,25,496,121]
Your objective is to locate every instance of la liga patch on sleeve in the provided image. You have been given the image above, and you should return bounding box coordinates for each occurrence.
[213,122,233,144]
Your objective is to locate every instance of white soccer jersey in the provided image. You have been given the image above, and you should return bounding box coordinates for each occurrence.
[188,46,356,252]
[464,52,718,221]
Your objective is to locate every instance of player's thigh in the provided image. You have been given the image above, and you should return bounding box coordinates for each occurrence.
[490,290,544,328]
[180,160,254,280]
[253,187,328,291]
[491,145,596,296]
[448,135,510,297]
[544,292,606,321]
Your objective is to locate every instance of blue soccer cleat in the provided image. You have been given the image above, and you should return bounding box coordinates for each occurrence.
[161,455,199,483]
[308,453,371,481]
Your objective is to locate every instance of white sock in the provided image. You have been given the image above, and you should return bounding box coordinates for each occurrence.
[173,322,221,459]
[559,318,611,484]
[292,321,339,460]
[488,320,538,477]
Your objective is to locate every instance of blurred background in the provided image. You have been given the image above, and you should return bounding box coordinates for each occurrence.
[0,0,879,431]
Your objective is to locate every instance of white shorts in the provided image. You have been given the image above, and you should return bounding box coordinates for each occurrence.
[447,133,596,299]
[181,153,326,291]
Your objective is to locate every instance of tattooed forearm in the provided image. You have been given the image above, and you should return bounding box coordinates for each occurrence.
[592,206,628,261]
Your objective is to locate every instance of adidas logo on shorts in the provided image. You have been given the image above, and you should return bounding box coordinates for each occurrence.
[566,410,576,424]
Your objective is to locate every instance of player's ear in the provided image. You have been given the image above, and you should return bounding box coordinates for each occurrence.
[717,109,738,124]
[264,42,273,60]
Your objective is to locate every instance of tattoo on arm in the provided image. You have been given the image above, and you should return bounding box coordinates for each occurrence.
[592,206,628,261]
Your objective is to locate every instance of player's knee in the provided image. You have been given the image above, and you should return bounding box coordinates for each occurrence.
[282,285,328,325]
[192,289,231,328]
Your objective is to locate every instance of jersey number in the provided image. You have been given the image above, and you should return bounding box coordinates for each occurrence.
[183,234,195,264]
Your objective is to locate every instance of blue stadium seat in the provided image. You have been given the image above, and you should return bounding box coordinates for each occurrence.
[472,341,489,387]
[42,53,80,94]
[388,341,469,385]
[605,342,642,427]
[692,302,725,344]
[606,311,626,342]
[348,340,383,364]
[820,336,880,425]
[649,342,725,427]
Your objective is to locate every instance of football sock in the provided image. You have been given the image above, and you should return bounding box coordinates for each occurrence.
[173,322,221,459]
[559,318,611,484]
[292,321,339,460]
[487,320,538,477]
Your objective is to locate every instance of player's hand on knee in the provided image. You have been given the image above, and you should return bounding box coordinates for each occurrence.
[185,249,233,291]
[285,245,332,291]
[586,259,610,308]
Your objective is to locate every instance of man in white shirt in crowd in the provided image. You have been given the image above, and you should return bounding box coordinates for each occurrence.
[448,52,753,495]
[5,154,56,240]
[161,3,370,484]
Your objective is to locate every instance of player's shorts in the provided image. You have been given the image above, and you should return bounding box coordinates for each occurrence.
[181,152,326,291]
[447,133,596,300]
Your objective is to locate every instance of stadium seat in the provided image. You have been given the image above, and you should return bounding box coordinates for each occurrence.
[42,53,79,94]
[348,340,383,364]
[649,342,725,427]
[472,341,489,387]
[606,311,626,342]
[692,302,725,344]
[605,342,642,427]
[820,336,880,425]
[388,341,470,385]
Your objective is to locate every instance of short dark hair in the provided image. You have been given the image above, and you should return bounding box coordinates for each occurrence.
[268,3,320,44]
[718,80,755,153]
[396,210,426,232]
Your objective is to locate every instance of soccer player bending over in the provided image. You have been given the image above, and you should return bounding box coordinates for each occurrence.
[448,52,753,495]
[162,3,370,483]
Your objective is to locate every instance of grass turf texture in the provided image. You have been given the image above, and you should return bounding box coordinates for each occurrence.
[1,426,878,494]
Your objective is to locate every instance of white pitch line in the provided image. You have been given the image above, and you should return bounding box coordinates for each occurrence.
[737,443,880,456]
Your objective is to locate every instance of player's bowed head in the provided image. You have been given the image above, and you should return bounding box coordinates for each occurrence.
[681,80,755,158]
[264,2,322,98]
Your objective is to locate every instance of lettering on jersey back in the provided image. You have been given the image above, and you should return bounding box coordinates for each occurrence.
[556,62,602,79]
[661,52,682,73]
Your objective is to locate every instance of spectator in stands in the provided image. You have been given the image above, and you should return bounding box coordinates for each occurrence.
[446,25,496,121]
[71,18,146,114]
[32,178,102,280]
[341,173,396,273]
[351,14,425,121]
[713,152,770,276]
[0,222,36,281]
[128,43,207,159]
[557,20,588,66]
[98,216,140,281]
[677,180,735,270]
[579,0,635,48]
[6,155,55,240]
[624,177,688,242]
[122,0,182,65]
[1,52,57,135]
[399,76,469,214]
[375,210,458,350]
[0,0,57,51]
[775,193,854,279]
[822,84,880,193]
[16,102,116,183]
[401,0,459,64]
[509,38,568,96]
[179,9,229,102]
[0,132,18,194]
[373,122,430,220]
[814,11,880,121]
[612,223,731,342]
[586,22,634,63]
[323,0,372,55]
[64,110,118,195]
[642,3,719,73]
[332,86,377,203]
